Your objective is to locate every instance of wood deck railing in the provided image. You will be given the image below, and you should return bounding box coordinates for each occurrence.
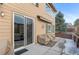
[55,32,79,48]
[55,32,72,39]
[72,33,79,48]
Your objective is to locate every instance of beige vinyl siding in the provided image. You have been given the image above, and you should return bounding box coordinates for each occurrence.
[0,3,55,54]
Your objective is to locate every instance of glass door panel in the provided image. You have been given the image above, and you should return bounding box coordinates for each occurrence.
[14,14,25,49]
[24,18,33,45]
[27,18,33,45]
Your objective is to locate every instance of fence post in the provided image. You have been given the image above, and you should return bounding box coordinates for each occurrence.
[72,33,75,41]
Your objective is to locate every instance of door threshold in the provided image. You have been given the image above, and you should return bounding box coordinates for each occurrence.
[14,46,25,52]
[14,43,34,52]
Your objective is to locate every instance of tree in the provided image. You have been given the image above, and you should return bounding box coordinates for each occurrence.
[55,11,66,32]
[74,19,79,26]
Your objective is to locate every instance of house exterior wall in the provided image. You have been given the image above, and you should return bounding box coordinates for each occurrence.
[0,3,56,54]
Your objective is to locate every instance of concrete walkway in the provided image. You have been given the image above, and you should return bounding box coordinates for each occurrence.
[21,37,66,55]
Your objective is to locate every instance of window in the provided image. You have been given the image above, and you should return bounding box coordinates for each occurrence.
[46,24,51,33]
[52,25,55,33]
[46,24,55,33]
[45,4,55,16]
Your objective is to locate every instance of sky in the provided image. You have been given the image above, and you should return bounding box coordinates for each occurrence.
[54,3,79,25]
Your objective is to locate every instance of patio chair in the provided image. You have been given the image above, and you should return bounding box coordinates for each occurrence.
[50,34,55,39]
[37,34,57,47]
[47,33,55,41]
[37,34,51,45]
[0,39,11,55]
[5,40,11,55]
[46,33,57,47]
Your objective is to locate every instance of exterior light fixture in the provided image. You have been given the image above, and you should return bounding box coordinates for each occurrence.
[0,11,5,17]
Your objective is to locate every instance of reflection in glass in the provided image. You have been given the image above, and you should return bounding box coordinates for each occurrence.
[14,14,24,49]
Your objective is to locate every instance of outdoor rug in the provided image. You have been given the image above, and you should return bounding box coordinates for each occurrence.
[15,49,28,55]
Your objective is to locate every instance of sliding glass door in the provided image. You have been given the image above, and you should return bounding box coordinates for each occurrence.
[14,13,33,49]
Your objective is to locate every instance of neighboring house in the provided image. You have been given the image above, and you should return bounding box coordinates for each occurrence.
[74,19,79,33]
[66,23,75,34]
[75,24,79,33]
[0,3,57,54]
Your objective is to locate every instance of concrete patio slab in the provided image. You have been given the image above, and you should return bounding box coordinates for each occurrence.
[21,44,50,55]
[20,37,79,55]
[44,50,62,55]
[21,37,65,55]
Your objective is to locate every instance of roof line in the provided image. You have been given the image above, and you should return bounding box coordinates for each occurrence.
[48,3,57,12]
